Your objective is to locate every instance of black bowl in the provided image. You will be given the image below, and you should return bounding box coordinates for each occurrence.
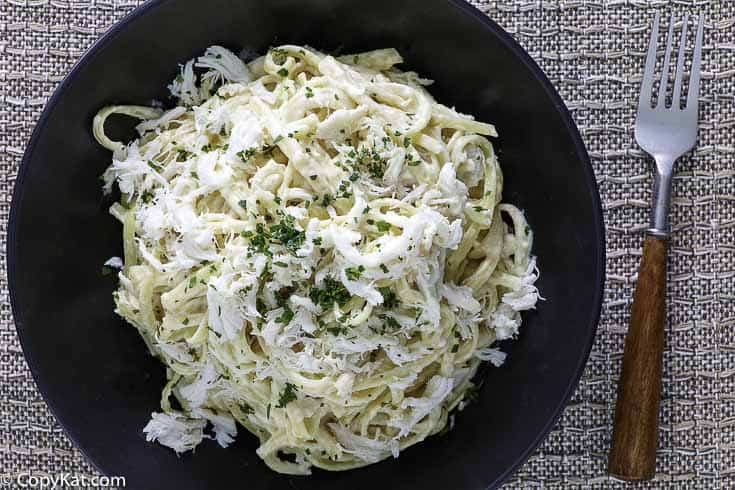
[8,0,604,489]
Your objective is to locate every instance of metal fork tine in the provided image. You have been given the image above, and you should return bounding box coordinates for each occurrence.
[639,12,660,110]
[656,14,676,107]
[671,14,689,108]
[686,15,705,109]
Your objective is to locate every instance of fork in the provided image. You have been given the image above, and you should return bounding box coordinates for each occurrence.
[607,13,704,481]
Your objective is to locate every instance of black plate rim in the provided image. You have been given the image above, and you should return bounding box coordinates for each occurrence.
[7,0,606,488]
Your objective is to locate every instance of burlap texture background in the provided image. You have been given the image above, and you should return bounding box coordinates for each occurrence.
[1,0,733,488]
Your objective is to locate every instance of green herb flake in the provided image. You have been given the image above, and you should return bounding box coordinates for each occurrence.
[376,220,391,232]
[309,276,350,309]
[237,147,258,162]
[378,287,398,308]
[277,68,289,77]
[345,265,365,281]
[175,149,190,162]
[321,193,334,207]
[269,214,306,255]
[275,304,295,325]
[277,383,298,408]
[383,315,401,330]
[271,48,289,65]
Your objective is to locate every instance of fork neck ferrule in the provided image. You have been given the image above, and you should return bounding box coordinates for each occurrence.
[647,165,673,238]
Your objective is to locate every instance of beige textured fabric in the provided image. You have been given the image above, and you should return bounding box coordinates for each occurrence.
[1,0,733,488]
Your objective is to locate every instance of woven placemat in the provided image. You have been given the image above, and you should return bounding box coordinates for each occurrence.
[1,0,733,488]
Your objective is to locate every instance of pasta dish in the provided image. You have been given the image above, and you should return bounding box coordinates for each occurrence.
[93,45,540,474]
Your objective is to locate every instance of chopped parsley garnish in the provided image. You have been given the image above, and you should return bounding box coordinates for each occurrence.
[406,152,420,166]
[270,48,288,65]
[379,264,389,274]
[269,213,306,255]
[237,147,258,161]
[273,135,284,144]
[350,146,387,179]
[376,220,391,232]
[277,68,289,77]
[249,223,272,256]
[238,200,247,210]
[274,261,288,267]
[141,191,154,204]
[321,193,334,207]
[327,325,349,336]
[275,304,294,325]
[277,383,298,408]
[242,214,305,257]
[345,265,365,281]
[310,175,318,180]
[383,315,401,330]
[378,287,398,308]
[240,403,254,415]
[305,86,314,98]
[176,149,190,162]
[309,276,350,308]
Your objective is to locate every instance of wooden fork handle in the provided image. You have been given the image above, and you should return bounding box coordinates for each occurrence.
[608,235,667,480]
